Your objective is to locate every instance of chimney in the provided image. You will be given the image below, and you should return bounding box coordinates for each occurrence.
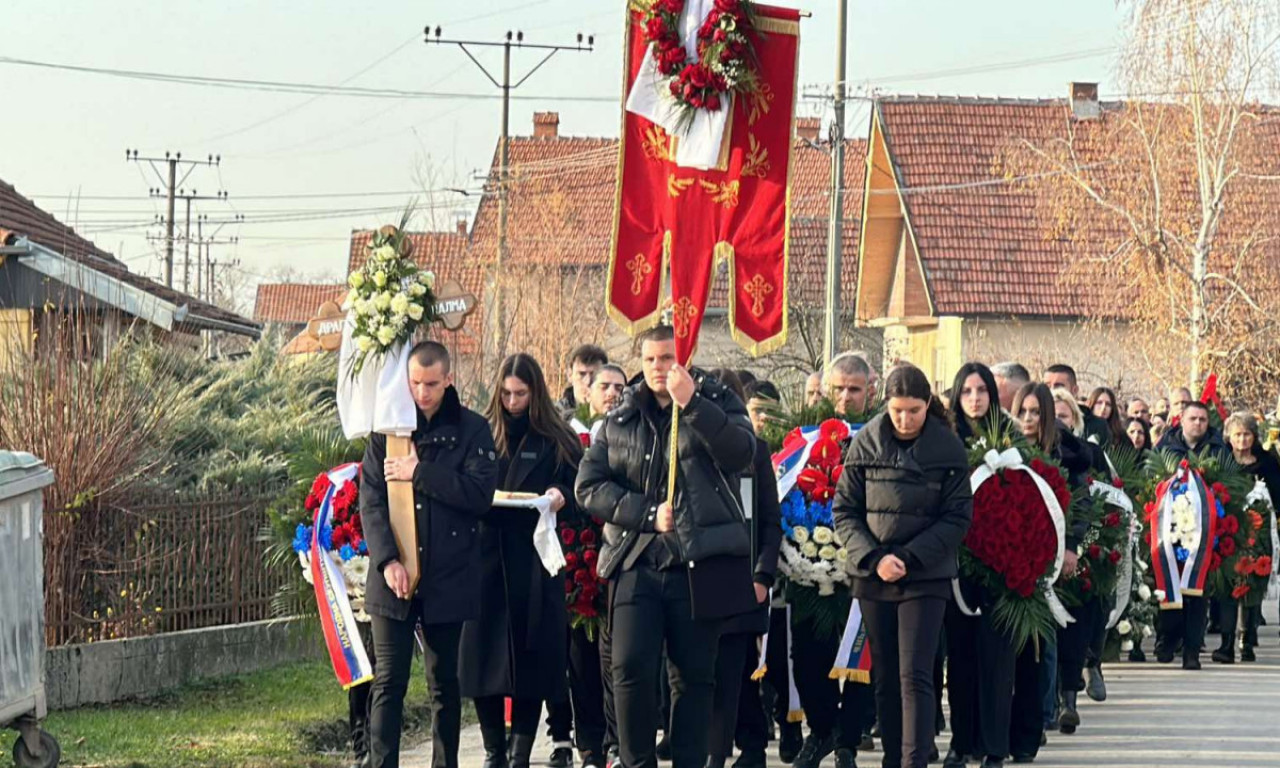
[1069,82,1100,120]
[533,111,560,138]
[796,117,821,142]
[455,218,468,236]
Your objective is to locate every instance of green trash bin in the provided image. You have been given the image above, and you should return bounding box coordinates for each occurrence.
[0,452,59,768]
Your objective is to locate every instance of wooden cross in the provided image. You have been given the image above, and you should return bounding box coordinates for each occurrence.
[744,274,774,318]
[626,253,653,296]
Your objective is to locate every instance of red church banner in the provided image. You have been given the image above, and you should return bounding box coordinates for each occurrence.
[608,4,801,364]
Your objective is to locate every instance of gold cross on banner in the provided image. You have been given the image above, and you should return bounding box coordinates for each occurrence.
[626,253,653,296]
[672,296,699,339]
[744,274,774,318]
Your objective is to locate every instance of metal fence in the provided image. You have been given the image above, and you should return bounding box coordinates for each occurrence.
[43,486,288,647]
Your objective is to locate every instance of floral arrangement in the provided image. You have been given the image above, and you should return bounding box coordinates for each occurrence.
[290,469,371,620]
[1057,478,1128,606]
[344,213,438,377]
[776,418,854,637]
[560,519,607,640]
[636,0,761,131]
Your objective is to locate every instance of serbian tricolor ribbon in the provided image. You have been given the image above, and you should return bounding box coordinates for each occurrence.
[752,602,804,723]
[311,462,374,689]
[1149,465,1218,610]
[611,3,801,363]
[829,598,872,683]
[773,421,862,498]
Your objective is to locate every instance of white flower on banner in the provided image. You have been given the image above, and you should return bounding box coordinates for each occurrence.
[1117,619,1133,635]
[818,545,837,561]
[791,527,810,545]
[812,526,834,545]
[801,541,819,558]
[1138,584,1152,600]
[1121,640,1134,652]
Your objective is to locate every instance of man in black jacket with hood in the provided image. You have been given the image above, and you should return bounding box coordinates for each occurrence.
[360,341,500,768]
[577,325,757,768]
[1155,400,1228,461]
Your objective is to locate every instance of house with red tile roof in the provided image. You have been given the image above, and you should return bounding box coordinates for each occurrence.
[851,87,1251,393]
[0,178,259,363]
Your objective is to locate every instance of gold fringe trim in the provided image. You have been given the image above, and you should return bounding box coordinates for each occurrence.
[755,16,800,35]
[1182,589,1204,597]
[341,673,374,691]
[1159,601,1185,611]
[751,665,767,682]
[787,709,805,723]
[828,668,871,684]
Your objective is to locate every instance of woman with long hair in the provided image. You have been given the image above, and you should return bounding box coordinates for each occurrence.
[942,363,1016,768]
[833,364,972,768]
[1086,387,1126,447]
[461,353,584,768]
[1125,417,1152,456]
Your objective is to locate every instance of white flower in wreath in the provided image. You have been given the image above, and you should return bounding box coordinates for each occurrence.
[376,326,396,346]
[1138,584,1152,601]
[374,245,396,262]
[1154,589,1166,601]
[408,303,425,322]
[374,292,392,311]
[812,526,834,545]
[357,336,374,353]
[390,292,410,316]
[1142,624,1154,638]
[1121,639,1134,652]
[418,270,436,288]
[817,581,835,597]
[791,527,810,545]
[373,270,388,288]
[835,547,848,563]
[1117,619,1133,635]
[343,556,370,591]
[409,282,427,298]
[801,541,818,558]
[348,271,365,289]
[818,545,837,561]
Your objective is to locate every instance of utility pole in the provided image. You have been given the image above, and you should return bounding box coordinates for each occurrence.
[156,190,229,294]
[126,150,221,288]
[822,0,849,367]
[195,213,242,304]
[424,26,593,362]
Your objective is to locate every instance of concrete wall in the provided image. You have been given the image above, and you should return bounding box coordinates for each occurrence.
[44,618,324,710]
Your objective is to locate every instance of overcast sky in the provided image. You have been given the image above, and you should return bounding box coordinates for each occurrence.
[1,0,1125,307]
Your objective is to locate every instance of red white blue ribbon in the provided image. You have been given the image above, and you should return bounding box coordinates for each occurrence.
[829,598,872,683]
[310,463,374,689]
[1150,466,1217,609]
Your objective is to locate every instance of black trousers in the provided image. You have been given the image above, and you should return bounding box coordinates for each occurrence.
[1217,598,1262,651]
[1156,595,1208,661]
[612,564,721,768]
[709,632,754,759]
[547,695,573,744]
[349,622,379,757]
[477,695,542,736]
[944,604,1015,760]
[1085,595,1114,667]
[599,589,618,753]
[1057,600,1100,694]
[862,596,946,768]
[369,613,463,768]
[791,614,875,749]
[733,633,771,754]
[1008,638,1044,759]
[546,626,606,753]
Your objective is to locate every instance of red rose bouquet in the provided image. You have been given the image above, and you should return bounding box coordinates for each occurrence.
[1056,477,1129,607]
[958,423,1073,651]
[560,519,607,639]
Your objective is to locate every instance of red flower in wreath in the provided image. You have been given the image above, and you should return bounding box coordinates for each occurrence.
[304,492,321,513]
[1254,556,1272,577]
[1232,584,1251,599]
[1108,549,1122,564]
[1111,476,1124,489]
[574,569,592,586]
[1249,510,1264,531]
[565,551,580,571]
[561,527,577,547]
[1236,556,1256,576]
[797,467,832,502]
[333,482,358,513]
[1087,544,1102,561]
[1222,515,1240,535]
[580,528,598,547]
[1219,537,1237,557]
[810,437,843,470]
[583,548,599,568]
[311,473,332,500]
[1104,512,1121,528]
[1212,483,1231,504]
[819,419,851,443]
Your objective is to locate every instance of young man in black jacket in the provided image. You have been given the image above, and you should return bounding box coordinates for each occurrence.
[360,341,500,768]
[577,325,757,768]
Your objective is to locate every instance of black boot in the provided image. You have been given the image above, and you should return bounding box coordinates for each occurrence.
[1058,690,1080,734]
[778,722,803,764]
[481,725,509,768]
[509,734,537,768]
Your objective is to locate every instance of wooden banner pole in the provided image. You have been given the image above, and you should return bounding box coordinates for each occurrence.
[386,435,420,594]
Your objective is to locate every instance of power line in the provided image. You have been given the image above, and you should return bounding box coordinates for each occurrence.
[0,54,615,102]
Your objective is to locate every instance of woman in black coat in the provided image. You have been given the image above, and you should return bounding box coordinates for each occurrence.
[833,364,973,768]
[704,371,782,768]
[1218,411,1280,662]
[943,363,1017,768]
[461,353,583,768]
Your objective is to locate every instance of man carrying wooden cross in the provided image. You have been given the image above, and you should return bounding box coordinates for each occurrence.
[359,340,499,768]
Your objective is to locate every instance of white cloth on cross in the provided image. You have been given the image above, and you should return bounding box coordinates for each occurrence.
[336,313,417,440]
[625,0,730,169]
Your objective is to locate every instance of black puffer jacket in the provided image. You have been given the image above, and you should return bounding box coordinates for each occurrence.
[1156,424,1229,461]
[833,412,973,601]
[577,372,757,576]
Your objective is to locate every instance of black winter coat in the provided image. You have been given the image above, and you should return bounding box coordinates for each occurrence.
[360,387,499,624]
[833,413,973,601]
[719,436,783,636]
[1156,424,1229,461]
[459,420,580,700]
[1238,445,1280,514]
[1055,429,1102,551]
[576,372,758,620]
